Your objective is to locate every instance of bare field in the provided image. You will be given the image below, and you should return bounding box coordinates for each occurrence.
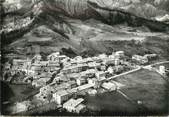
[114,69,169,114]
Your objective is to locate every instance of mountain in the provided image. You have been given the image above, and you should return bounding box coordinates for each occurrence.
[1,0,169,62]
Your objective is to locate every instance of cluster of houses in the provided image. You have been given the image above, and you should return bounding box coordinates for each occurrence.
[8,51,159,114]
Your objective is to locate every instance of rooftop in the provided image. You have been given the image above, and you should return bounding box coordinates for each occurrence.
[63,98,84,108]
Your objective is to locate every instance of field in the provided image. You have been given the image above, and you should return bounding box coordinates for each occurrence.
[113,68,169,115]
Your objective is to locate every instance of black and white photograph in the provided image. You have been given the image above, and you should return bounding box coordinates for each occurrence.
[1,0,169,116]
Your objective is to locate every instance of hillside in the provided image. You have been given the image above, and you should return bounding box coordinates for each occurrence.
[2,19,169,62]
[1,0,169,62]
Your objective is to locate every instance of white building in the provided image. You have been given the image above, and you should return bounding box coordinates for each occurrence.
[74,56,83,62]
[32,54,42,63]
[98,54,107,59]
[115,51,125,58]
[15,101,31,113]
[76,78,86,86]
[53,90,70,105]
[88,78,98,86]
[159,65,166,75]
[107,66,114,74]
[144,54,157,60]
[95,71,108,80]
[88,62,101,68]
[88,89,97,95]
[63,98,85,113]
[132,55,148,64]
[101,82,117,91]
[47,52,60,62]
[75,104,86,113]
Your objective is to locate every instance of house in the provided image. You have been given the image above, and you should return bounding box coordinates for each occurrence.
[109,54,116,59]
[47,52,60,61]
[85,57,94,63]
[74,56,83,62]
[48,62,60,72]
[30,63,42,73]
[144,54,157,60]
[95,71,108,80]
[40,85,54,95]
[107,66,114,74]
[32,54,42,63]
[132,55,148,64]
[63,98,85,113]
[12,59,31,70]
[88,62,101,69]
[115,51,125,58]
[53,90,70,105]
[101,82,117,91]
[87,89,97,95]
[75,104,86,113]
[68,80,77,88]
[98,54,107,59]
[62,64,88,74]
[88,78,98,86]
[80,69,96,78]
[35,92,52,102]
[15,101,31,113]
[61,57,70,65]
[77,83,94,91]
[76,78,86,86]
[114,65,124,74]
[100,65,106,71]
[32,78,50,87]
[159,66,166,75]
[58,55,67,61]
[103,58,114,66]
[115,58,120,66]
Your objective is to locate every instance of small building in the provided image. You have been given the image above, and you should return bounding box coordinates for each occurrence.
[101,82,117,91]
[95,71,108,80]
[88,62,101,69]
[88,78,98,86]
[76,78,86,86]
[77,83,95,91]
[74,56,83,62]
[75,104,86,113]
[132,55,148,64]
[32,78,50,87]
[15,101,31,113]
[114,65,124,74]
[115,58,120,66]
[100,65,106,71]
[80,69,96,78]
[47,52,60,61]
[159,65,166,75]
[144,54,157,60]
[58,55,67,61]
[63,98,85,113]
[32,54,42,63]
[53,90,70,105]
[98,54,107,59]
[107,66,114,74]
[115,51,125,58]
[88,89,97,96]
[62,64,88,74]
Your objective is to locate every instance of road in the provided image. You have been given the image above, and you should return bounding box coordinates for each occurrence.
[105,61,169,82]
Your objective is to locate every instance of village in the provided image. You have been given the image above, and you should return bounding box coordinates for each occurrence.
[2,51,169,115]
